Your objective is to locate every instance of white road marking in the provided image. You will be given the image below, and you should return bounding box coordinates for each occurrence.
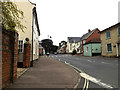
[101,62,110,64]
[87,60,92,63]
[65,61,69,64]
[80,73,113,89]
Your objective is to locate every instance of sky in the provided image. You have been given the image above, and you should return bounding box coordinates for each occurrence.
[30,0,119,46]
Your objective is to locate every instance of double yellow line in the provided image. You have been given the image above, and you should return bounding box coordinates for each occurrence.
[82,78,89,90]
[66,63,89,90]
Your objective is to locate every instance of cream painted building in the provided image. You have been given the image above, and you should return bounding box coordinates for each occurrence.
[13,0,40,67]
[100,23,120,57]
[66,37,81,54]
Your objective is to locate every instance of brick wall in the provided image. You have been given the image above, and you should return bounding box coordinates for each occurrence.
[23,42,31,68]
[2,30,18,88]
[0,26,2,90]
[86,29,100,43]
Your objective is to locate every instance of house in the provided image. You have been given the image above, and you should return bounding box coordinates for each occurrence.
[83,28,101,56]
[66,37,81,54]
[57,41,67,54]
[39,41,44,56]
[83,38,101,56]
[41,39,53,54]
[80,28,100,55]
[15,0,40,67]
[99,23,120,57]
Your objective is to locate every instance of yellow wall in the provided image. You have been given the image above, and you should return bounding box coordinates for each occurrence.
[66,39,80,53]
[15,0,39,60]
[15,0,35,43]
[33,17,39,60]
[100,26,120,57]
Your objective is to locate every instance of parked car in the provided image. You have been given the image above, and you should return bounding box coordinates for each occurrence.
[46,52,50,56]
[54,52,58,55]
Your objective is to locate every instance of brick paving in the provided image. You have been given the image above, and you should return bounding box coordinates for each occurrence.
[8,56,80,88]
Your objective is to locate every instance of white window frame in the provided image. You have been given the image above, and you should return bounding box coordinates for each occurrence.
[18,40,24,53]
[106,43,112,52]
[70,43,72,50]
[86,46,88,52]
[33,40,36,54]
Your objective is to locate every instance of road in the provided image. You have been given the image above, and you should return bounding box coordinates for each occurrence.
[49,54,118,89]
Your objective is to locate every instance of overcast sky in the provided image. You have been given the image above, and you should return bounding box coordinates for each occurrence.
[30,0,119,46]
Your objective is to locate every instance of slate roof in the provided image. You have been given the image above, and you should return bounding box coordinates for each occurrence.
[99,22,120,33]
[68,37,81,43]
[81,28,98,40]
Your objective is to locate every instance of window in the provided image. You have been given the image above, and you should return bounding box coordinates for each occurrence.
[33,40,36,54]
[106,32,110,39]
[70,44,72,50]
[18,40,24,53]
[83,40,85,44]
[86,47,88,52]
[107,43,112,52]
[118,28,120,36]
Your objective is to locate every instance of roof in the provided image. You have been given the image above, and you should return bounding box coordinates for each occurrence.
[68,37,81,43]
[81,28,98,40]
[28,0,36,5]
[99,22,120,33]
[84,38,101,44]
[33,7,40,36]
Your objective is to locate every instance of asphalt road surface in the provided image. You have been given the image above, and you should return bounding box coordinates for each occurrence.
[49,54,118,89]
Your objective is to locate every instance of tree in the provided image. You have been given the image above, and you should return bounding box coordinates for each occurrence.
[41,39,53,54]
[1,1,26,32]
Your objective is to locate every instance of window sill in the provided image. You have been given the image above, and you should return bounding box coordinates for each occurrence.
[107,51,112,53]
[106,38,111,40]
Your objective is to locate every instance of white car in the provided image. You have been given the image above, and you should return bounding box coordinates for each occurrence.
[46,52,50,56]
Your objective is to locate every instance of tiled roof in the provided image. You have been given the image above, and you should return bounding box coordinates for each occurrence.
[81,28,97,40]
[68,37,81,43]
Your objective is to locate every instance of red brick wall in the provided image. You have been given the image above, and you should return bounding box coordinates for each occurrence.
[2,30,18,88]
[0,28,2,90]
[23,43,31,68]
[86,29,100,43]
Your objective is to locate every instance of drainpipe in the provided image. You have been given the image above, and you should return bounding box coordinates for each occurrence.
[116,43,119,57]
[10,31,15,83]
[31,8,34,67]
[91,43,92,56]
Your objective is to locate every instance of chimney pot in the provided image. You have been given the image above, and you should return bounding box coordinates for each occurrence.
[88,29,91,32]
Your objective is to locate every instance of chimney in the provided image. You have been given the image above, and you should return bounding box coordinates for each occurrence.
[88,29,91,33]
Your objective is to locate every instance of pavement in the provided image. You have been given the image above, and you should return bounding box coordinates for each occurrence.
[17,68,29,78]
[8,56,80,89]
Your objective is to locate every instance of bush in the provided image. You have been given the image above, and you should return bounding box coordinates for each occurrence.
[72,49,77,55]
